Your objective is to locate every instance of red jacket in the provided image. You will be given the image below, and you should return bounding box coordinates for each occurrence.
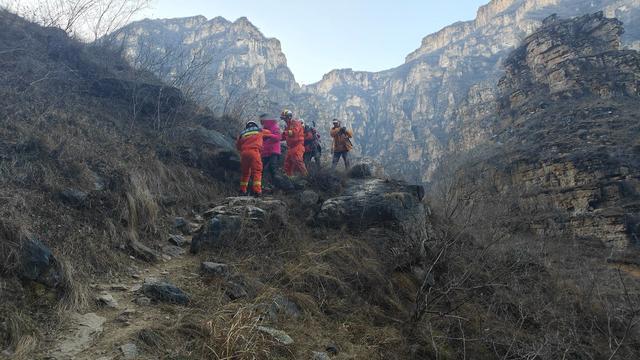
[236,127,273,153]
[282,120,304,149]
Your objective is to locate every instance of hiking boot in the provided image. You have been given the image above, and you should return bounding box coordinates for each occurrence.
[238,191,248,197]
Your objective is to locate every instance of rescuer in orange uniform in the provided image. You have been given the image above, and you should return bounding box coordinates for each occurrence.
[236,120,276,196]
[280,109,308,177]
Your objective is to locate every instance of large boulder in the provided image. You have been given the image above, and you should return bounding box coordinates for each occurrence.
[349,158,388,179]
[318,178,430,269]
[203,197,288,225]
[90,78,183,117]
[191,197,288,253]
[191,215,242,254]
[19,236,62,288]
[169,127,240,176]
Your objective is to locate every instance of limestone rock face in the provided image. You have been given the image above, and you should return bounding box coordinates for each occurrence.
[111,16,298,117]
[299,0,640,182]
[112,2,640,183]
[487,12,640,248]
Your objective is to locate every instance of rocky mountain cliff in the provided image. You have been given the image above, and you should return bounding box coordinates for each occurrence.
[301,0,640,182]
[487,12,640,248]
[110,15,298,117]
[112,2,640,182]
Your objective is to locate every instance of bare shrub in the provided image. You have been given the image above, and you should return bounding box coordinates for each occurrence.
[0,304,39,358]
[416,145,640,359]
[1,0,153,40]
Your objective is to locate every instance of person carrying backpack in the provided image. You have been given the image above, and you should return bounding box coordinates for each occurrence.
[330,119,353,170]
[280,109,307,177]
[236,120,278,196]
[303,120,322,172]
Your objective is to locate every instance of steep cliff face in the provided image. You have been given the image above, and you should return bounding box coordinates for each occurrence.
[111,15,298,117]
[488,12,640,247]
[300,0,640,181]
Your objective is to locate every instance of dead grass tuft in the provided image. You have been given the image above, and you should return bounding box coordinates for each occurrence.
[0,304,38,358]
[55,258,89,314]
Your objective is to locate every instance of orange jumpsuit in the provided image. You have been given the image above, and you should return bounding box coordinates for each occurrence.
[236,127,274,194]
[282,120,307,177]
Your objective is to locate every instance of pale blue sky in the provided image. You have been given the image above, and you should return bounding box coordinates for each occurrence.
[147,0,489,84]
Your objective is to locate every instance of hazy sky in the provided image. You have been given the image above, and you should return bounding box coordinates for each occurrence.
[144,0,489,84]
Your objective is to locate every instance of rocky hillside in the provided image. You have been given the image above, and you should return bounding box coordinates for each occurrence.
[489,12,640,248]
[2,8,640,360]
[300,0,640,182]
[109,15,298,117]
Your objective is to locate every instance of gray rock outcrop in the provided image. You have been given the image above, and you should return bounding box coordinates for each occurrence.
[483,12,640,248]
[318,178,429,269]
[191,197,287,253]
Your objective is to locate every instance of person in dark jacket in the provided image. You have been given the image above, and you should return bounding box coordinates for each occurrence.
[330,119,353,170]
[303,120,322,172]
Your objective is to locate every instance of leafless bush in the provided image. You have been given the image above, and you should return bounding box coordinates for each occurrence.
[1,0,152,40]
[415,146,640,359]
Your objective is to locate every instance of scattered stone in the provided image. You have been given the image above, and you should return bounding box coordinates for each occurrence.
[117,308,137,323]
[168,234,187,247]
[119,343,138,360]
[128,239,159,263]
[19,236,62,288]
[142,280,190,305]
[300,190,320,206]
[96,293,118,308]
[162,254,172,261]
[347,163,372,178]
[50,313,106,359]
[131,273,141,279]
[326,343,339,355]
[191,215,241,254]
[134,297,151,306]
[192,197,288,253]
[201,262,230,278]
[143,277,160,284]
[188,222,202,233]
[138,329,165,348]
[59,188,89,208]
[224,281,248,300]
[121,308,137,315]
[162,245,185,258]
[312,351,331,360]
[257,326,294,345]
[110,284,129,291]
[173,218,200,235]
[174,217,189,234]
[269,295,301,320]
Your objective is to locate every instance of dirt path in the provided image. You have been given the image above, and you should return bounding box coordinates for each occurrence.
[43,238,198,360]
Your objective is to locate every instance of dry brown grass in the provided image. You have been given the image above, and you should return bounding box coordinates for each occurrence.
[0,304,38,359]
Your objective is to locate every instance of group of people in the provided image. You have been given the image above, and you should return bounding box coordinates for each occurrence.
[235,109,354,196]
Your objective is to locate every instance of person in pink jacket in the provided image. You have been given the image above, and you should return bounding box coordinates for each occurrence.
[259,113,281,188]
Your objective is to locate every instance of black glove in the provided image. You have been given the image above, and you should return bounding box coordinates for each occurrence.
[341,127,347,133]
